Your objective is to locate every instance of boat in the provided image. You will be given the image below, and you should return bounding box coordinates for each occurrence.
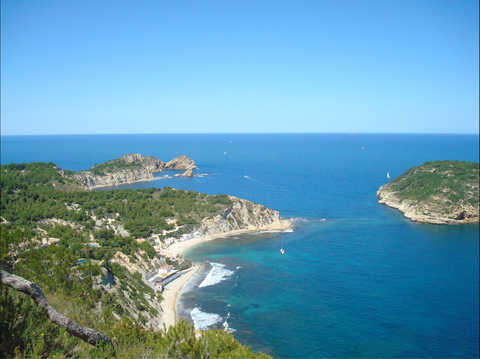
[280,242,285,254]
[387,173,391,179]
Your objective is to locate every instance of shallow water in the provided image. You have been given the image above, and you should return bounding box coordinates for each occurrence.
[2,133,478,358]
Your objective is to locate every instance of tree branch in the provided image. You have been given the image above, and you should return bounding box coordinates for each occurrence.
[0,270,113,348]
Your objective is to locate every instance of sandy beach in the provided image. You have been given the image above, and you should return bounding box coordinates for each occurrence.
[160,264,202,329]
[159,220,292,329]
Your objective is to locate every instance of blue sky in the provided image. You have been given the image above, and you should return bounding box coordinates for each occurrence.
[1,0,479,135]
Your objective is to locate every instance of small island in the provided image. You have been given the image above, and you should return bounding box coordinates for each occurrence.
[67,153,198,189]
[377,160,479,224]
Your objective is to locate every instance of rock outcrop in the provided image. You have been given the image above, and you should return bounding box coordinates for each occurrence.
[70,168,154,190]
[377,161,479,224]
[165,155,197,170]
[68,153,196,190]
[121,153,166,172]
[174,168,194,177]
[201,197,292,236]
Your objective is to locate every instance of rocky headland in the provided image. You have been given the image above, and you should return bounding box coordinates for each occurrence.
[201,197,291,236]
[377,160,479,224]
[68,153,197,189]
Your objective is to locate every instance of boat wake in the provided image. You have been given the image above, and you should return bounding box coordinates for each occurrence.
[198,262,235,288]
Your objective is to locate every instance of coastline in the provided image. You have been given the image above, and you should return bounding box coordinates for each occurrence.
[159,219,293,329]
[160,264,202,329]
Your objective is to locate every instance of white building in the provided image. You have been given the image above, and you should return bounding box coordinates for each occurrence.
[158,265,174,275]
[180,233,194,242]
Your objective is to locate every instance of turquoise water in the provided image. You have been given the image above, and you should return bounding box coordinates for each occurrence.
[2,134,479,358]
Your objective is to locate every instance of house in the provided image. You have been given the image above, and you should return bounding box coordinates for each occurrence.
[158,265,174,275]
[180,233,194,242]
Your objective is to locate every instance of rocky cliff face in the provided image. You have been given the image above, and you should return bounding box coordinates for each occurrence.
[165,155,197,170]
[122,153,166,172]
[68,153,196,190]
[201,197,292,236]
[377,188,478,224]
[70,168,154,190]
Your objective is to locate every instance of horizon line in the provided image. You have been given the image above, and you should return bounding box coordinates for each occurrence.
[1,132,479,137]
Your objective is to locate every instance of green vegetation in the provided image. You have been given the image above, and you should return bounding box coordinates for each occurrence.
[387,160,479,204]
[0,161,268,358]
[380,160,479,222]
[90,158,143,175]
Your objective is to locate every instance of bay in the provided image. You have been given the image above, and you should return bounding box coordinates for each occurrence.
[2,133,479,358]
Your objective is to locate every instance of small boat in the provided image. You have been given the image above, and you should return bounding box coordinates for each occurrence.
[280,242,285,254]
[387,173,391,179]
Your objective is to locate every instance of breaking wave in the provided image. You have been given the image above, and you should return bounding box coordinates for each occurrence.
[190,307,222,331]
[198,262,234,288]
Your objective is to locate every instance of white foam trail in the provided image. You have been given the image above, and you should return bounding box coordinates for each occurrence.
[190,308,222,331]
[199,262,234,288]
[293,217,310,222]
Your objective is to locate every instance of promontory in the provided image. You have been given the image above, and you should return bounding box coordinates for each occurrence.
[67,153,197,189]
[377,160,479,224]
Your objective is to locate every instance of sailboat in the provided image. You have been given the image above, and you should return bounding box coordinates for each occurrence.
[280,242,285,255]
[387,173,391,179]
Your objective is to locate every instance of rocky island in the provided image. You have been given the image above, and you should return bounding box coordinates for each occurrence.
[377,160,479,224]
[68,153,197,189]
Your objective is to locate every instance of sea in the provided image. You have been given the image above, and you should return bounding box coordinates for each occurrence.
[1,133,479,358]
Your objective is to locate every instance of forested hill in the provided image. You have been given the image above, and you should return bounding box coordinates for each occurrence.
[377,160,479,224]
[0,161,278,358]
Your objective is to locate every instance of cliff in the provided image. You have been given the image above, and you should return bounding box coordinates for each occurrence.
[68,153,196,189]
[70,167,154,190]
[165,155,197,170]
[377,160,479,224]
[202,197,292,236]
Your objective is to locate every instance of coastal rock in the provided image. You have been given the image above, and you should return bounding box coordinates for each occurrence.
[201,197,292,236]
[174,168,194,177]
[67,153,196,189]
[377,161,479,224]
[70,168,154,190]
[165,155,197,170]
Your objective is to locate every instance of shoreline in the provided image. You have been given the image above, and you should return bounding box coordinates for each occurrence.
[159,219,293,329]
[161,219,292,259]
[160,264,202,329]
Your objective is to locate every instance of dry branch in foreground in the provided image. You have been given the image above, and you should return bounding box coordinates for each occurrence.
[0,270,112,348]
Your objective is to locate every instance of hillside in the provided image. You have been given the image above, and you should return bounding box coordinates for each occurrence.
[377,160,479,224]
[0,160,285,358]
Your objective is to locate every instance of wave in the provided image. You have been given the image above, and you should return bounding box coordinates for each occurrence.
[223,319,236,333]
[198,262,234,288]
[190,307,222,331]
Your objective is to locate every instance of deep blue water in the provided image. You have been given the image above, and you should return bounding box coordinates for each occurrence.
[2,134,479,358]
